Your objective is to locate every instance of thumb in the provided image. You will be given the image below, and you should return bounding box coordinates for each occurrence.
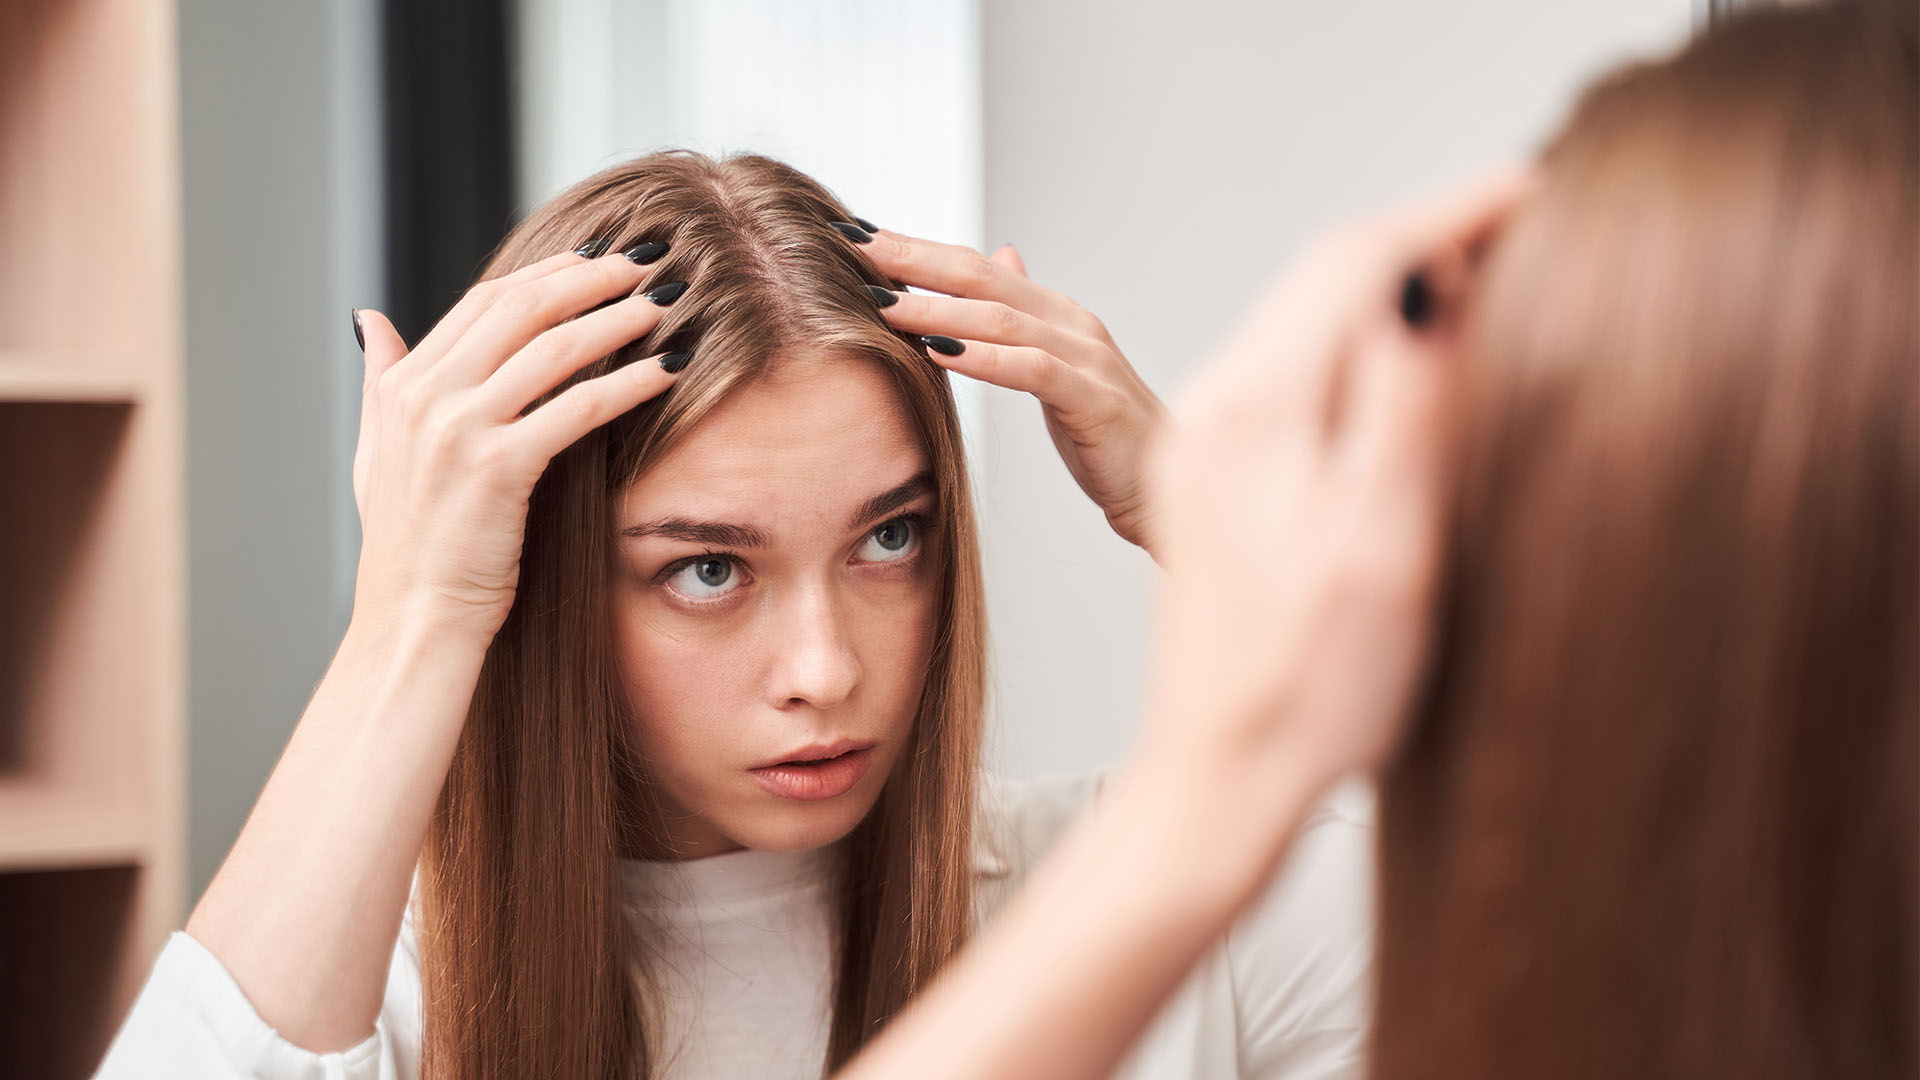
[990,243,1029,279]
[352,308,409,389]
[1340,315,1454,526]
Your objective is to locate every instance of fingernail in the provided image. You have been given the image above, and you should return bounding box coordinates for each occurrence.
[575,236,612,258]
[830,221,873,244]
[866,285,899,308]
[624,240,669,265]
[852,215,880,234]
[922,334,965,357]
[659,351,692,374]
[351,309,365,352]
[1399,270,1434,329]
[645,281,689,306]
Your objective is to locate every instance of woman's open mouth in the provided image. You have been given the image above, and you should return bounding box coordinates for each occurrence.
[749,744,875,801]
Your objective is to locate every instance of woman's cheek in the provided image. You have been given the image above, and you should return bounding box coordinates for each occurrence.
[610,580,733,723]
[861,569,940,699]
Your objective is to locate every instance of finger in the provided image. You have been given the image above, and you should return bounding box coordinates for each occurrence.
[355,308,408,391]
[512,351,683,463]
[481,289,673,418]
[386,250,587,381]
[990,243,1029,278]
[1338,319,1454,530]
[1203,165,1533,443]
[1383,165,1536,335]
[865,230,1083,327]
[1235,164,1535,372]
[877,291,1090,363]
[918,338,1106,416]
[431,253,666,389]
[1382,164,1536,263]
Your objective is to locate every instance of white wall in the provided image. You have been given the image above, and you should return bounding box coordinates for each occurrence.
[974,0,1694,779]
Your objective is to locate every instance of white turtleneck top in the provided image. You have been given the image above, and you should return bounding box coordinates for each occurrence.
[94,773,1374,1079]
[623,842,840,1075]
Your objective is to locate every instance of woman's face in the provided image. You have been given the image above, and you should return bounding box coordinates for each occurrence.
[611,353,941,858]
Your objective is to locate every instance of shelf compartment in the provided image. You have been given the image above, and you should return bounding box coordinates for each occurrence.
[0,865,144,1078]
[0,402,151,801]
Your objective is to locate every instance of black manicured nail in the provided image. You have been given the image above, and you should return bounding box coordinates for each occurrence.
[574,241,598,258]
[922,334,965,357]
[1399,270,1434,329]
[645,281,689,306]
[624,240,669,265]
[351,309,365,352]
[830,221,874,244]
[867,285,899,308]
[852,215,880,234]
[575,235,614,258]
[659,351,692,374]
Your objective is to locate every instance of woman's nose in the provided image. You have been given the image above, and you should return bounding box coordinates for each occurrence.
[768,583,862,710]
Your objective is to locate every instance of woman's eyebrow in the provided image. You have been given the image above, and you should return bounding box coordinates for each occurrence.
[848,472,934,530]
[620,520,771,548]
[620,473,932,547]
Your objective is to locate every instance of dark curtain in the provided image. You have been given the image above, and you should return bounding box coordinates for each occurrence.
[382,0,519,346]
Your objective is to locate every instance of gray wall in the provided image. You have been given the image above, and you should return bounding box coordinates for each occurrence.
[178,0,380,904]
[974,0,1692,779]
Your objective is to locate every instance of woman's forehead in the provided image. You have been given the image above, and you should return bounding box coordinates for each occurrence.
[618,355,929,526]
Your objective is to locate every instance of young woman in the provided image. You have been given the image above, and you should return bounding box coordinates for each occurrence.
[838,2,1918,1078]
[98,154,1369,1077]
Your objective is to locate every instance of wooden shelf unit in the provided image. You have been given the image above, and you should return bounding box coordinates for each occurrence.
[0,1,186,1077]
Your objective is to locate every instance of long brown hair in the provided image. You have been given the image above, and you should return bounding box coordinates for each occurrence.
[1375,4,1917,1077]
[415,153,986,1078]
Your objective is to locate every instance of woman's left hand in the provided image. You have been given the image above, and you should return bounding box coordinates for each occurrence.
[861,232,1168,554]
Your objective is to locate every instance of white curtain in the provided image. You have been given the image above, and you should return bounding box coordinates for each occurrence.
[514,0,986,449]
[515,0,981,250]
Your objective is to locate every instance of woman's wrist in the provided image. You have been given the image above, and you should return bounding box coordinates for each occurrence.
[1109,724,1345,917]
[344,593,501,663]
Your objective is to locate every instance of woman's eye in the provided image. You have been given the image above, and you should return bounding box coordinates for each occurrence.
[666,556,742,600]
[857,517,920,563]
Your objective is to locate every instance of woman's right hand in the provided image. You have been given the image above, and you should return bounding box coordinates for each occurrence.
[1138,169,1532,877]
[174,246,685,1055]
[349,247,685,639]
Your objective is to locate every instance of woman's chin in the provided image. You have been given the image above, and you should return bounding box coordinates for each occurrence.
[721,792,878,854]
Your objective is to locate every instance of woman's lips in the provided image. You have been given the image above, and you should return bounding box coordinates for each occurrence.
[749,746,874,802]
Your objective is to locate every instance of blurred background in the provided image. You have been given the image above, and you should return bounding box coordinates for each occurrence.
[1,0,1710,1072]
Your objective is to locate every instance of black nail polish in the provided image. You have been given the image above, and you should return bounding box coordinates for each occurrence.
[659,351,692,374]
[923,334,965,357]
[831,221,874,244]
[852,215,880,234]
[574,241,598,258]
[351,309,365,352]
[867,285,899,308]
[576,234,615,258]
[624,240,669,265]
[1399,270,1434,329]
[645,281,689,306]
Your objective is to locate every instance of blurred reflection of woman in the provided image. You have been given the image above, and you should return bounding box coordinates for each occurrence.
[841,3,1917,1078]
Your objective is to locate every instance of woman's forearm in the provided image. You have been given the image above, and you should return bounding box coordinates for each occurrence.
[838,744,1333,1080]
[183,608,491,1052]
